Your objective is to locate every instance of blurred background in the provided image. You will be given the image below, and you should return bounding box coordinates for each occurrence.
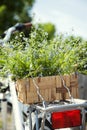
[32,0,87,40]
[0,0,87,39]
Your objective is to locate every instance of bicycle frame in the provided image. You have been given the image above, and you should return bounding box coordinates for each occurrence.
[26,99,87,130]
[0,22,32,130]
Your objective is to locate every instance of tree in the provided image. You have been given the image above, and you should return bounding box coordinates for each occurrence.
[0,0,35,34]
[39,22,56,39]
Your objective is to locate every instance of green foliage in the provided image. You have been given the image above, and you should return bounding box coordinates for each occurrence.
[0,25,82,80]
[0,0,35,33]
[38,22,56,40]
[75,40,87,75]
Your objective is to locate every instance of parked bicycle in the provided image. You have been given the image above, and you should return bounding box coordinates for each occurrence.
[0,23,87,130]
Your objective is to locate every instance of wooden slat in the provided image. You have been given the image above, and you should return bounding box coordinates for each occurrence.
[16,73,79,104]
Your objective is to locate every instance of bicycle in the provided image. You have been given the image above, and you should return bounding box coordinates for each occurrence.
[0,23,87,130]
[0,22,32,130]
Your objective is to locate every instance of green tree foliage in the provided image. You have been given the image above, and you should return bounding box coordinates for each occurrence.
[0,0,35,33]
[38,22,56,39]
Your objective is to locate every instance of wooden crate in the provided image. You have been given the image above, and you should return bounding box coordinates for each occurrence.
[16,73,79,104]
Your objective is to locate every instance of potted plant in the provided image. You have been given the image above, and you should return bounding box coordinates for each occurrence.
[0,26,80,103]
